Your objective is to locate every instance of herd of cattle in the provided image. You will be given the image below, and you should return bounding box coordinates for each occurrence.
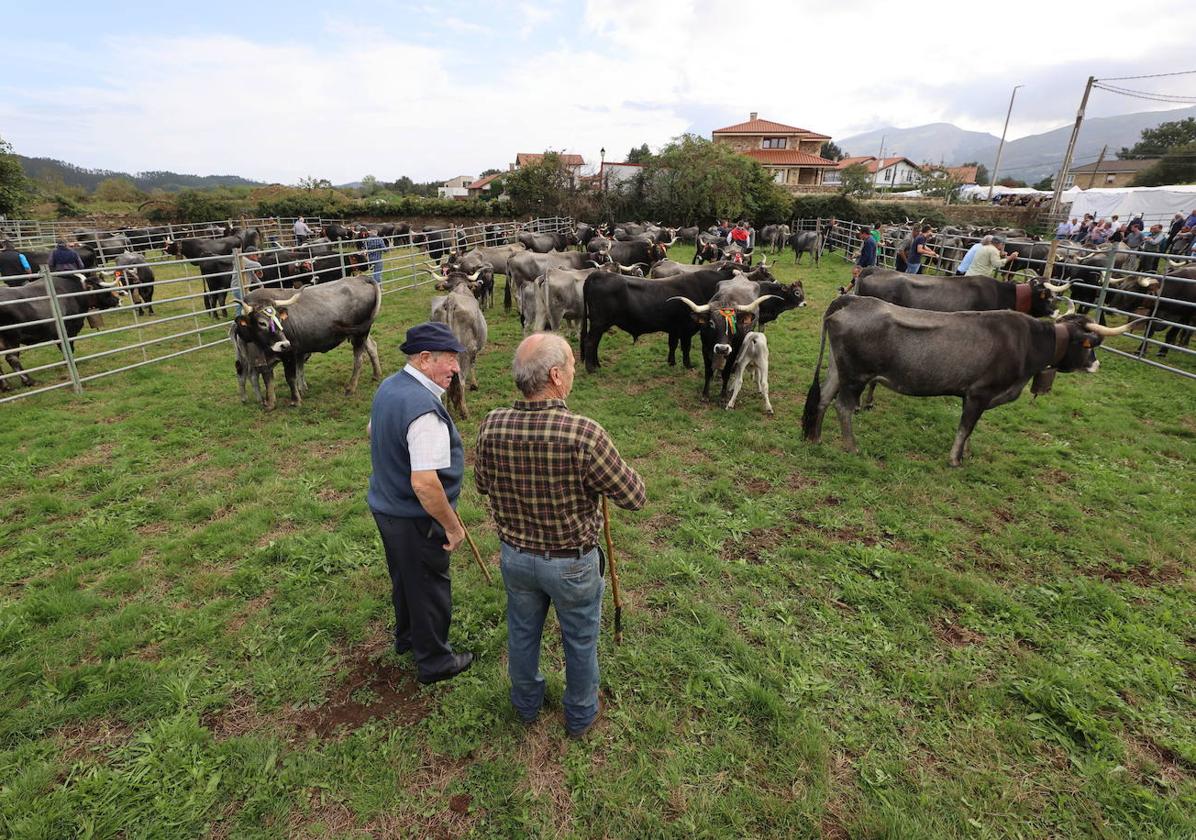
[1,217,1189,465]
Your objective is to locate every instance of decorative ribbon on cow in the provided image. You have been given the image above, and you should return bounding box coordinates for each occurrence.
[717,308,737,334]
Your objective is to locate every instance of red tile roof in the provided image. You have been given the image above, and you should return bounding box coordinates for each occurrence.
[835,156,921,174]
[516,152,585,167]
[712,117,831,139]
[744,149,837,167]
[466,173,502,190]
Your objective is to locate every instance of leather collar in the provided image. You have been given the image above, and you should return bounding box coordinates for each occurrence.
[1015,283,1031,314]
[1052,323,1070,366]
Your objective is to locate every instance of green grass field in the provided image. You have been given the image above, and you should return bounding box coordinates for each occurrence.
[1,243,1193,838]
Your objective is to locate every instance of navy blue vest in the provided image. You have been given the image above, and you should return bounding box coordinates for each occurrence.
[367,369,463,517]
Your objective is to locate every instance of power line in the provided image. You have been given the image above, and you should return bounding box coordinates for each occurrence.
[1093,82,1196,104]
[1098,69,1196,82]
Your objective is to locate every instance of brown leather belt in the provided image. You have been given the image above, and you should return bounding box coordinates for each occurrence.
[511,543,597,559]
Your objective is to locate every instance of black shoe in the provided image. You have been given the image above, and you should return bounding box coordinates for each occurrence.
[418,652,474,685]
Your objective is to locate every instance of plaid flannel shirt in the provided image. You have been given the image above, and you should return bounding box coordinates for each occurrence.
[475,399,646,552]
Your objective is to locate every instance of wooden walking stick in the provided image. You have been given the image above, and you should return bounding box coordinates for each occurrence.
[456,513,494,586]
[601,496,624,645]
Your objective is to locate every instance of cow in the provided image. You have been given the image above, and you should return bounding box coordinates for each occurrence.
[0,272,121,390]
[789,230,822,265]
[233,277,382,410]
[529,264,644,335]
[114,252,156,315]
[1138,265,1196,357]
[669,273,803,406]
[651,259,730,279]
[253,249,312,289]
[320,222,356,242]
[122,226,170,253]
[759,224,791,254]
[800,295,1135,466]
[413,227,460,261]
[675,226,700,244]
[593,238,667,270]
[724,332,772,414]
[484,224,510,247]
[438,261,494,310]
[1060,243,1139,322]
[517,230,577,252]
[693,233,725,265]
[855,268,1070,318]
[579,264,779,372]
[164,235,252,317]
[506,250,609,318]
[72,229,132,262]
[430,275,488,418]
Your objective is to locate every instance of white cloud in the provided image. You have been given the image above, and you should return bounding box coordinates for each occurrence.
[1,2,1192,183]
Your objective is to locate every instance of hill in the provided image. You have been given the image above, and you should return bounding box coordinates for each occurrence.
[838,105,1196,184]
[16,155,264,193]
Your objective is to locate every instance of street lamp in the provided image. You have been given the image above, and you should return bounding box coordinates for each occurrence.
[600,147,606,193]
[988,84,1023,201]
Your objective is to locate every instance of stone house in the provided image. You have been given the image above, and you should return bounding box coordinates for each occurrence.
[711,112,836,192]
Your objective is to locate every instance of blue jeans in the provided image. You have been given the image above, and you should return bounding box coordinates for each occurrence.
[369,257,382,284]
[500,542,604,732]
[904,262,922,274]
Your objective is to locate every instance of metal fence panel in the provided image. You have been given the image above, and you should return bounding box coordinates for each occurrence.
[1,216,573,404]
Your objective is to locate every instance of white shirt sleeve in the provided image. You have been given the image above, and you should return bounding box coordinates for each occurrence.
[407,412,451,471]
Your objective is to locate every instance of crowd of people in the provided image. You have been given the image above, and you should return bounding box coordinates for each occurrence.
[1055,209,1196,256]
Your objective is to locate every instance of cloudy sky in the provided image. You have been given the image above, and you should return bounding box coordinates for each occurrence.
[3,0,1193,184]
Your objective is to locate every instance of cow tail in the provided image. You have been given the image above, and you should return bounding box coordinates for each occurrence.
[579,281,590,360]
[801,305,834,440]
[503,274,512,312]
[533,275,549,332]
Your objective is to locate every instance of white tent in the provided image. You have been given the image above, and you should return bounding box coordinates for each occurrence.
[1066,185,1196,224]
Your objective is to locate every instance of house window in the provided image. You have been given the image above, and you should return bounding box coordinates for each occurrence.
[761,137,788,149]
[884,169,892,182]
[772,169,786,184]
[1063,174,1075,188]
[1105,174,1116,184]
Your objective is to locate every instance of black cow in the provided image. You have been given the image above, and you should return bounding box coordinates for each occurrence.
[1139,267,1196,357]
[233,278,382,409]
[0,272,121,389]
[693,233,725,264]
[855,268,1069,318]
[72,230,131,262]
[114,252,156,315]
[414,227,464,261]
[670,275,804,406]
[254,250,312,289]
[321,222,355,242]
[164,237,242,317]
[801,295,1134,466]
[593,238,667,269]
[675,226,700,244]
[579,264,776,372]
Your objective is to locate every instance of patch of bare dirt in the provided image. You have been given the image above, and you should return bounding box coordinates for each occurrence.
[225,590,274,634]
[363,753,479,839]
[787,471,816,490]
[203,690,299,741]
[292,649,432,739]
[316,487,354,503]
[287,795,363,838]
[37,442,116,476]
[722,526,788,565]
[1038,467,1070,485]
[1089,561,1184,587]
[55,717,133,764]
[742,477,773,496]
[1128,735,1194,787]
[933,618,986,647]
[256,522,298,548]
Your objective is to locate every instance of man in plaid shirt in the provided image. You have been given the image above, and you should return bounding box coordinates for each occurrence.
[475,333,645,738]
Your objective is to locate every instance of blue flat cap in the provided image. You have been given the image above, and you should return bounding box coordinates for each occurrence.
[400,321,466,354]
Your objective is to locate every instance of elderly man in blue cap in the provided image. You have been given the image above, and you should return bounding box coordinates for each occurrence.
[367,321,474,684]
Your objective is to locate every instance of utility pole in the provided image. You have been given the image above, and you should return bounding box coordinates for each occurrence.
[1048,75,1096,217]
[876,135,885,191]
[1087,144,1108,189]
[988,84,1023,201]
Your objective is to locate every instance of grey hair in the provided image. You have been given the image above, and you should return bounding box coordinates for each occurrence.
[512,333,572,397]
[981,235,993,245]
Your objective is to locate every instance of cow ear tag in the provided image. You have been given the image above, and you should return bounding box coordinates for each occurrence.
[236,316,248,327]
[279,310,288,320]
[1081,339,1092,348]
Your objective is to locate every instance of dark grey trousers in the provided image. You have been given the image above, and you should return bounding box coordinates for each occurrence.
[372,511,456,679]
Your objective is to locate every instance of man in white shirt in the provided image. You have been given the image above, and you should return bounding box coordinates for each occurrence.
[367,322,474,684]
[293,217,313,246]
[1056,219,1074,240]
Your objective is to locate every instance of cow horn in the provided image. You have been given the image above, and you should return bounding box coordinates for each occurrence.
[1043,280,1071,292]
[759,256,769,267]
[1167,258,1188,268]
[274,289,302,306]
[239,300,255,315]
[1136,276,1160,288]
[618,262,638,271]
[1086,319,1139,336]
[468,268,483,281]
[1052,298,1076,320]
[668,295,711,314]
[734,294,782,314]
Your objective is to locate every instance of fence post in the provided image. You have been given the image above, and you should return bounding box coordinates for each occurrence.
[41,265,84,395]
[1093,246,1118,319]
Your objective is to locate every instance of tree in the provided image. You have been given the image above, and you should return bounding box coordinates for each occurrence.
[917,169,962,202]
[820,141,845,162]
[838,163,873,197]
[0,136,32,217]
[974,163,990,186]
[297,176,333,190]
[626,143,652,164]
[1118,117,1196,159]
[636,134,790,225]
[503,152,577,216]
[359,175,381,196]
[94,177,145,203]
[1033,174,1054,191]
[996,177,1026,188]
[1133,141,1196,186]
[479,168,502,177]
